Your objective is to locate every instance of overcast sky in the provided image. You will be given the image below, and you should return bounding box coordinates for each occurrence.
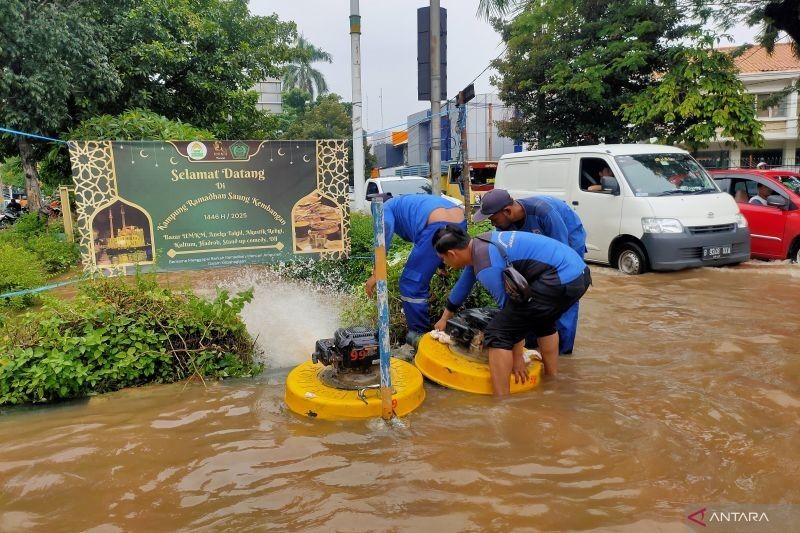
[250,1,761,134]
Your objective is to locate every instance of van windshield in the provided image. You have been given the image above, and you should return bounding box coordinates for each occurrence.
[614,154,718,196]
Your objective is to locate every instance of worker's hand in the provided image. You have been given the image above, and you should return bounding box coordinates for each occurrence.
[434,309,454,332]
[436,265,448,278]
[364,275,377,298]
[511,352,529,384]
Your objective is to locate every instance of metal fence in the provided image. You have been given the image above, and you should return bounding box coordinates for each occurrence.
[696,155,800,172]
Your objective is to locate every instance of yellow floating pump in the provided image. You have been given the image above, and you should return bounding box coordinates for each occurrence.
[284,327,425,420]
[415,334,542,394]
[285,358,425,420]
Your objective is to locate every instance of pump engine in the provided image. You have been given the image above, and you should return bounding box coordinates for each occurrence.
[312,326,379,374]
[444,307,499,352]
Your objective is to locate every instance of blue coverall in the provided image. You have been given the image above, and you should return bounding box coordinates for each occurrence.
[447,230,587,322]
[383,195,467,334]
[511,196,587,354]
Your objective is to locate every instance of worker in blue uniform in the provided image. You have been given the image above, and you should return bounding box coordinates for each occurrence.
[364,194,466,344]
[433,225,591,396]
[473,188,587,355]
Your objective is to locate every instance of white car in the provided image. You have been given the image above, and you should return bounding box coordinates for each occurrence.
[364,176,463,207]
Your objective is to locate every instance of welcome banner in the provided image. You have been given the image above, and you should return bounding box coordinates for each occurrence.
[68,140,350,273]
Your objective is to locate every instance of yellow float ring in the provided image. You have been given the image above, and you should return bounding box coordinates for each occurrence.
[285,358,425,420]
[414,334,542,395]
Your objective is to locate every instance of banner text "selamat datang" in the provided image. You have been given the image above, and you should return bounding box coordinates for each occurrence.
[170,168,266,181]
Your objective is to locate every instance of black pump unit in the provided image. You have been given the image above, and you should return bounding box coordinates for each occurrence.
[312,327,379,373]
[444,307,498,347]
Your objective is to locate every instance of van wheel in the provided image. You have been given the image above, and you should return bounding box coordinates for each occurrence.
[616,243,647,275]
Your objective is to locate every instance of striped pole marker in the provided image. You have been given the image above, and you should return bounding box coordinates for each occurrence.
[371,197,393,420]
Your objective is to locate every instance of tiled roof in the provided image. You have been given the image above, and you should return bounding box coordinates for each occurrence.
[720,42,800,73]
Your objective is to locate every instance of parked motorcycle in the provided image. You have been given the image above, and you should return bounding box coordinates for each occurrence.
[0,208,22,228]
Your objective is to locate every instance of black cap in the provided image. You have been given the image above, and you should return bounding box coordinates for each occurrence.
[473,189,513,222]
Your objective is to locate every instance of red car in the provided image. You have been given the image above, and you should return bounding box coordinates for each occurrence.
[710,169,800,262]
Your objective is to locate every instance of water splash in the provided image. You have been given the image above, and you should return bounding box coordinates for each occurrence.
[215,267,353,369]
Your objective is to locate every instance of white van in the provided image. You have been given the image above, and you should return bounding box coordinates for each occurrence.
[494,144,750,274]
[363,176,463,206]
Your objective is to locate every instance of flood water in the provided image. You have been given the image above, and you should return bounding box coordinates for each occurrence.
[1,263,799,531]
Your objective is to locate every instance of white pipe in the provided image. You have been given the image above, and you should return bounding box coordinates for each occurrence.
[350,0,366,212]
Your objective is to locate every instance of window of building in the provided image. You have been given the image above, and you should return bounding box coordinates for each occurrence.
[740,150,783,168]
[755,93,789,119]
[693,151,730,169]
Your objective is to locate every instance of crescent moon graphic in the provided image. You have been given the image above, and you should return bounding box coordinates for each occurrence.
[277,147,285,156]
[169,157,178,165]
[303,154,311,162]
[139,150,149,158]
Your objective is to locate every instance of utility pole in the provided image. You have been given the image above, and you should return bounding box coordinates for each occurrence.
[458,84,475,221]
[430,0,442,196]
[488,101,493,160]
[350,0,366,212]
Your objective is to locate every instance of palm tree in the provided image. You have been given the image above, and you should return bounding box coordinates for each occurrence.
[476,0,524,20]
[283,36,333,100]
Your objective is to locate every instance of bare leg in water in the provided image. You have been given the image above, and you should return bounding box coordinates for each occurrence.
[489,334,559,397]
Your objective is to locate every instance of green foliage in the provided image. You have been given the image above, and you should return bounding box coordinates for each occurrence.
[95,0,298,138]
[282,35,333,99]
[0,213,80,308]
[620,41,763,150]
[0,242,46,309]
[0,0,121,208]
[8,212,46,238]
[25,235,81,275]
[0,1,121,137]
[280,93,377,179]
[39,109,214,190]
[493,0,759,149]
[284,94,352,140]
[68,109,214,141]
[477,0,520,20]
[689,0,800,57]
[349,212,376,258]
[0,157,24,190]
[282,88,313,117]
[0,274,260,406]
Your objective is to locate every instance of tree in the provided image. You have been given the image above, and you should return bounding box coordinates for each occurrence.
[0,158,24,191]
[493,0,695,147]
[690,1,800,56]
[491,0,760,150]
[94,0,299,138]
[282,35,333,100]
[0,0,121,209]
[284,94,351,139]
[39,109,214,190]
[282,93,376,180]
[620,40,763,151]
[476,0,522,20]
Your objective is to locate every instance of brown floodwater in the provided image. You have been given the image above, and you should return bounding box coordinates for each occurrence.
[1,263,799,531]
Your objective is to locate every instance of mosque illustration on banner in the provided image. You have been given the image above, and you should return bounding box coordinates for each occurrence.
[291,190,344,253]
[90,200,155,267]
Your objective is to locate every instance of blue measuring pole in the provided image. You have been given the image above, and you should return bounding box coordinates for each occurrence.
[370,197,393,420]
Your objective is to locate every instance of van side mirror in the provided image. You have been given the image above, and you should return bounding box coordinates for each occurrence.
[601,176,621,195]
[766,194,788,209]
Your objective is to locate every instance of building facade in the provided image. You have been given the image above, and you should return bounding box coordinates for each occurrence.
[372,93,518,175]
[253,78,283,114]
[697,43,800,168]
